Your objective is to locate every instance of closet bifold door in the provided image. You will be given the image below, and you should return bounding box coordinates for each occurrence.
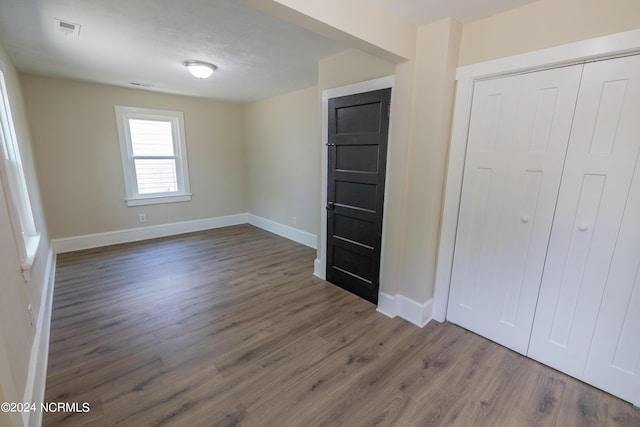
[446,65,582,354]
[528,54,640,406]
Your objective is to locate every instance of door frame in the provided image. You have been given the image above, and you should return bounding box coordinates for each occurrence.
[315,76,395,300]
[433,29,640,322]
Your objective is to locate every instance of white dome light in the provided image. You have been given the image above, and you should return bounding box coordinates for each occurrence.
[184,61,217,79]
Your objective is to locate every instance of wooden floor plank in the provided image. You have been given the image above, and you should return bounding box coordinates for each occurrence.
[44,224,640,426]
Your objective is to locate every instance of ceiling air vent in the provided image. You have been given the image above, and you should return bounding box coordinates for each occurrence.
[56,19,81,37]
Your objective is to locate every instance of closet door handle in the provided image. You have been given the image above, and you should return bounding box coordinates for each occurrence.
[520,215,530,223]
[578,223,589,232]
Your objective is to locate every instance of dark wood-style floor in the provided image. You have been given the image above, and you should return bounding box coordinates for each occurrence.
[44,224,640,426]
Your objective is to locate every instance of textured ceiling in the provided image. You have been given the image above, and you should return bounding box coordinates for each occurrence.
[0,0,539,102]
[0,0,346,102]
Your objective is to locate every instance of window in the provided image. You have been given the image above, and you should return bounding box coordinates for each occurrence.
[115,106,191,206]
[0,69,40,279]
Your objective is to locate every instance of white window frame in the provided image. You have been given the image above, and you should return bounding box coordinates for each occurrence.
[0,68,40,280]
[114,106,191,206]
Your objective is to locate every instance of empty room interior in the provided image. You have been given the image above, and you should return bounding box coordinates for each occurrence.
[1,0,640,425]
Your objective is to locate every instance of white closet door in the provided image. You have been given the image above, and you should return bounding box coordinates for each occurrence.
[447,65,582,354]
[584,148,640,407]
[529,55,640,384]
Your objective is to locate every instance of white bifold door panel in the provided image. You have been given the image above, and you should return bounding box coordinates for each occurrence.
[584,146,640,407]
[528,54,640,406]
[447,65,583,354]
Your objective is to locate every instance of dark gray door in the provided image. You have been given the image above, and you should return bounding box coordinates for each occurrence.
[326,88,391,304]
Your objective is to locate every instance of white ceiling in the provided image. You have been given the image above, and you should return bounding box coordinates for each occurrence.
[0,0,538,103]
[0,0,346,102]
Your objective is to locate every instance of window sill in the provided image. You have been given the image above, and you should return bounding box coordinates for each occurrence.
[126,194,192,207]
[21,232,41,282]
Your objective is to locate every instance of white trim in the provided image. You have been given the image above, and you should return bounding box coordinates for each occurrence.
[433,29,640,323]
[313,258,324,279]
[376,292,397,318]
[22,246,56,427]
[20,233,41,282]
[51,213,320,254]
[114,106,191,206]
[125,193,192,207]
[397,296,432,328]
[320,75,395,304]
[376,292,433,327]
[0,69,40,279]
[248,214,317,249]
[52,213,248,253]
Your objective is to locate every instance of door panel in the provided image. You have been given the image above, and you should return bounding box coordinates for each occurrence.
[498,169,543,327]
[447,65,583,354]
[584,145,640,407]
[326,88,391,304]
[529,55,640,385]
[336,145,379,172]
[333,214,376,248]
[334,180,377,210]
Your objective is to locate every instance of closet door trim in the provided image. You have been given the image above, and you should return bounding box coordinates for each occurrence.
[433,29,640,322]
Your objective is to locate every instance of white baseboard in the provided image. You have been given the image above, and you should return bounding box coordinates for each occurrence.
[52,213,319,254]
[376,292,433,327]
[313,258,324,279]
[23,245,56,427]
[376,292,397,318]
[52,213,249,253]
[248,214,317,249]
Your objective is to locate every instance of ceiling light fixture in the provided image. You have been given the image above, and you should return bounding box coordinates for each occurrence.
[184,60,217,79]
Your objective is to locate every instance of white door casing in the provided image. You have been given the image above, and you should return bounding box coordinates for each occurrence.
[447,65,582,354]
[316,76,395,293]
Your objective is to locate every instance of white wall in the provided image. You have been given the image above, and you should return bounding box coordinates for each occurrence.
[459,0,640,65]
[396,18,462,302]
[244,86,320,236]
[21,74,247,240]
[0,42,51,425]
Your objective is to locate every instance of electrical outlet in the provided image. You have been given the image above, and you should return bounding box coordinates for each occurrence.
[139,213,146,223]
[292,216,297,226]
[27,304,34,326]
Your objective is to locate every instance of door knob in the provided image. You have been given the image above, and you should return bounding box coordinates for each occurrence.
[520,215,530,223]
[326,202,335,210]
[578,223,589,232]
